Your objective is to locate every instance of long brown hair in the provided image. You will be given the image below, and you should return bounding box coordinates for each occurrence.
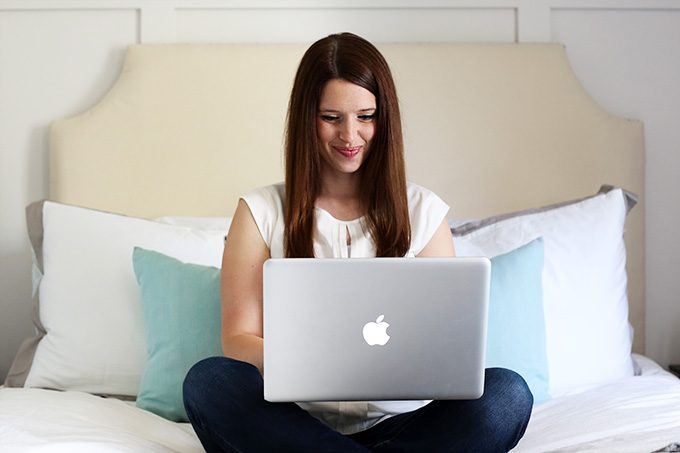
[284,32,410,258]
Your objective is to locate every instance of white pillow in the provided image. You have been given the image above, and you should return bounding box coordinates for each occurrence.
[452,186,636,397]
[14,201,227,396]
[155,216,232,232]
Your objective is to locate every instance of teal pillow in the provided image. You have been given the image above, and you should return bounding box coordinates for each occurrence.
[132,247,223,422]
[486,237,550,404]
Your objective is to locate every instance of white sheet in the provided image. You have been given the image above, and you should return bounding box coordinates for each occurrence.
[0,388,202,452]
[514,354,680,452]
[1,354,678,452]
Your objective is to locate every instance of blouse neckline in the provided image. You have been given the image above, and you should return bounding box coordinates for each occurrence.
[314,206,365,225]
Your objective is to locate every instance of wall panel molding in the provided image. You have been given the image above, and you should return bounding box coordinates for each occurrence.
[140,4,176,42]
[3,0,680,8]
[176,7,516,43]
[3,1,679,44]
[517,2,550,41]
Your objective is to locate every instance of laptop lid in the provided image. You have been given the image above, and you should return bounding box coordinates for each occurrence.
[263,257,490,402]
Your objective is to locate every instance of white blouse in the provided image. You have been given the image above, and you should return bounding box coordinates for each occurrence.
[241,181,450,435]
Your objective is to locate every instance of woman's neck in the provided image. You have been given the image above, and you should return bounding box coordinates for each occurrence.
[316,171,364,220]
[318,168,361,200]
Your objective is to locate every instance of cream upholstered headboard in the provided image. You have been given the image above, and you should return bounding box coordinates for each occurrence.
[49,43,644,352]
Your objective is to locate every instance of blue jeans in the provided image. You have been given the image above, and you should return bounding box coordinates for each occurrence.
[183,357,533,452]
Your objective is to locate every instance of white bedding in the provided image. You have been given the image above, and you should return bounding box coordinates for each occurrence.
[0,389,202,452]
[514,354,680,453]
[1,354,678,452]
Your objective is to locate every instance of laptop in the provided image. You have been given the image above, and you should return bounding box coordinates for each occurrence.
[262,257,490,402]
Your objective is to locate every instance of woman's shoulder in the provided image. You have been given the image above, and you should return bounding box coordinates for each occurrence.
[240,183,285,253]
[243,182,284,201]
[406,182,449,226]
[406,181,450,255]
[242,182,285,211]
[406,181,446,209]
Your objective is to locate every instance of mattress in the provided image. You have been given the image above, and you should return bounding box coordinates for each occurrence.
[1,355,678,452]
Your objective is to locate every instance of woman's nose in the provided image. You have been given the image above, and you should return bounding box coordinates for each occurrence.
[338,120,356,144]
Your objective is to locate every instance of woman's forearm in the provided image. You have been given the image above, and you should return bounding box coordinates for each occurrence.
[222,334,264,374]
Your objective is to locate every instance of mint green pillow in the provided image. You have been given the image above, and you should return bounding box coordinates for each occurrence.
[132,247,223,422]
[486,237,550,404]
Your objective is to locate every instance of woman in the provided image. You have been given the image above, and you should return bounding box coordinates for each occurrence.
[183,32,533,452]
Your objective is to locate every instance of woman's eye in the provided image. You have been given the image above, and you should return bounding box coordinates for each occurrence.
[358,114,375,122]
[320,115,340,122]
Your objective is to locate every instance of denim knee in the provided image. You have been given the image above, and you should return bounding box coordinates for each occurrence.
[482,368,534,448]
[184,356,221,414]
[485,367,533,414]
[183,356,261,415]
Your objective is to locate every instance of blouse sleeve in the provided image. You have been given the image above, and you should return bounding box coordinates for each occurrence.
[407,182,451,256]
[240,183,285,253]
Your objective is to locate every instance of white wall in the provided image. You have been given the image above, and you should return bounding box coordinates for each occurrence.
[1,0,679,380]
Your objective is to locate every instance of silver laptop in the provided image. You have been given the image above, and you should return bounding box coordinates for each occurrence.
[263,257,490,402]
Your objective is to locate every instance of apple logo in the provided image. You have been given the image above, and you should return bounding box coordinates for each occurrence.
[363,314,390,346]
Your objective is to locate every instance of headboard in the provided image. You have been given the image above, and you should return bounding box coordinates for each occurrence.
[49,43,645,352]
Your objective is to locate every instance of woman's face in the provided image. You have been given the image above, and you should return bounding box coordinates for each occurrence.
[316,79,377,178]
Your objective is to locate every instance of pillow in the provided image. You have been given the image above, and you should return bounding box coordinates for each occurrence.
[133,247,223,421]
[486,237,549,404]
[130,241,547,421]
[155,216,232,232]
[5,200,226,396]
[131,241,547,420]
[454,186,636,398]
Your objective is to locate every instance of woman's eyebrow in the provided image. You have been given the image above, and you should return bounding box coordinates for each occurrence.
[318,107,376,113]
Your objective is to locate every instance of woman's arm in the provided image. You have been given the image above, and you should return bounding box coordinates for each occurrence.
[417,218,456,257]
[220,199,270,374]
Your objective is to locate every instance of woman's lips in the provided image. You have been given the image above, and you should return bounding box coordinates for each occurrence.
[334,146,361,158]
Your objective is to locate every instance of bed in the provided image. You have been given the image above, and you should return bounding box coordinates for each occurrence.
[2,42,679,452]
